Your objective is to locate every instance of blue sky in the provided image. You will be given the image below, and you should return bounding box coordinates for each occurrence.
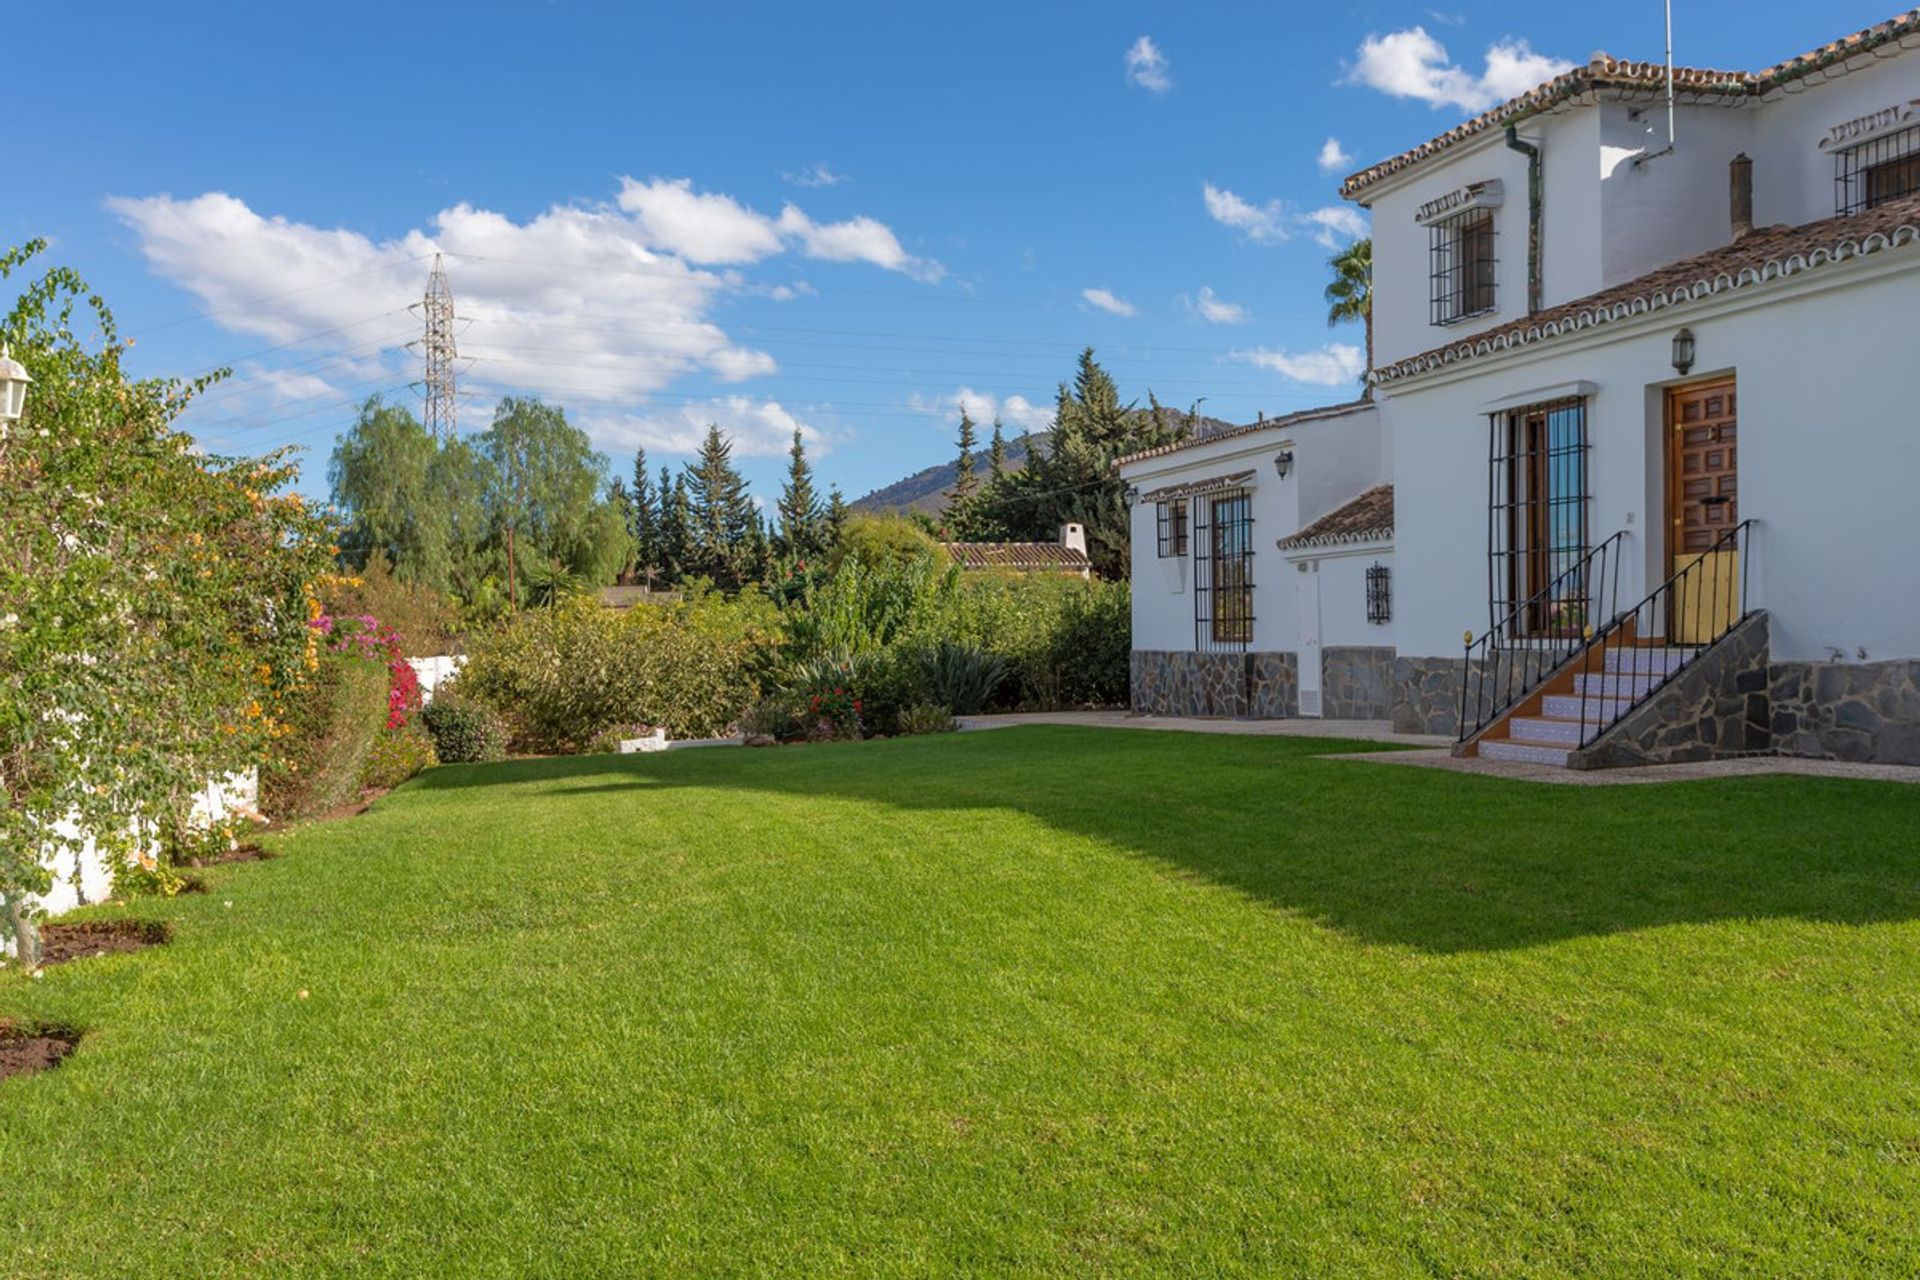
[7,1,1889,503]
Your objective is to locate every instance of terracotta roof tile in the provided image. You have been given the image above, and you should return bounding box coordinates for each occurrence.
[1277,485,1394,551]
[1374,193,1920,385]
[1340,9,1920,201]
[1114,399,1372,469]
[1139,470,1255,502]
[941,542,1091,572]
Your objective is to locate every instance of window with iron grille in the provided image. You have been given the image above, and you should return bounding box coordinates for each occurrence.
[1155,498,1188,558]
[1836,123,1920,215]
[1429,208,1497,325]
[1366,562,1391,625]
[1487,398,1588,636]
[1193,490,1253,650]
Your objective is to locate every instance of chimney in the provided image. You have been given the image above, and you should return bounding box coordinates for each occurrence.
[1730,153,1754,240]
[1060,523,1087,556]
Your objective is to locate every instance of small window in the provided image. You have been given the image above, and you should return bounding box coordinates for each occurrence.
[1366,563,1392,625]
[1155,499,1188,558]
[1429,208,1496,325]
[1836,123,1920,216]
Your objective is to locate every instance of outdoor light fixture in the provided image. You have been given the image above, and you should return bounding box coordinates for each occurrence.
[1124,485,1141,508]
[0,344,31,424]
[1273,450,1294,479]
[1671,328,1696,376]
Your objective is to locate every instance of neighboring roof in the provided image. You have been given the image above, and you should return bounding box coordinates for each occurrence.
[596,585,679,608]
[1114,399,1373,469]
[1340,9,1920,201]
[1140,470,1255,503]
[1375,193,1920,386]
[941,542,1091,572]
[1277,485,1395,551]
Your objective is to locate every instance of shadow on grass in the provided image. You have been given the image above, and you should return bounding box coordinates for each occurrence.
[402,728,1920,954]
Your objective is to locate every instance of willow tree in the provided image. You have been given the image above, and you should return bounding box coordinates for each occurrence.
[0,241,336,967]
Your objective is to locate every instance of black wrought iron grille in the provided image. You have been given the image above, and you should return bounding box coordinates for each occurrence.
[1836,123,1920,216]
[1193,490,1253,651]
[1366,562,1391,624]
[1428,208,1497,325]
[1487,398,1589,637]
[1155,499,1188,558]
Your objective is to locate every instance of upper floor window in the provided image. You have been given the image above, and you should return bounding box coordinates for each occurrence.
[1429,207,1497,325]
[1155,498,1188,558]
[1835,121,1920,216]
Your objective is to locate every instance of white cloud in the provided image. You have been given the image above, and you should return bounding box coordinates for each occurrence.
[912,388,1055,435]
[107,183,942,452]
[784,163,846,188]
[1203,183,1290,245]
[1125,35,1173,94]
[1186,286,1248,325]
[1229,344,1366,386]
[1303,205,1369,249]
[1346,27,1573,113]
[1317,137,1354,173]
[1081,287,1137,317]
[590,397,825,460]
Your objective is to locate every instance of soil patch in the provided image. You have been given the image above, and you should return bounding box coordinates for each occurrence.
[0,1021,81,1082]
[184,843,276,867]
[38,920,171,966]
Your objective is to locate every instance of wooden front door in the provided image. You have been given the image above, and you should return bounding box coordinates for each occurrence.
[1666,378,1739,643]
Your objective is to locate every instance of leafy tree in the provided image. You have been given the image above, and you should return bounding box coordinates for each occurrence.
[1324,236,1373,389]
[477,396,631,608]
[776,427,823,561]
[683,425,756,587]
[330,398,454,589]
[0,241,335,965]
[829,514,943,572]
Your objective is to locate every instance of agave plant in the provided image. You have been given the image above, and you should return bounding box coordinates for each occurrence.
[916,642,1008,716]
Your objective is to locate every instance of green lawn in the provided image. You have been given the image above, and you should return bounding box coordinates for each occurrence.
[4,727,1920,1277]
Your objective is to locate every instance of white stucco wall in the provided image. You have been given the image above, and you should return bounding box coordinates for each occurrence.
[1747,52,1920,230]
[408,654,466,703]
[1121,406,1385,655]
[1382,252,1920,663]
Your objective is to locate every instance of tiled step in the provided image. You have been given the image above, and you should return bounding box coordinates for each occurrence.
[1602,646,1695,677]
[1478,739,1572,767]
[1508,716,1587,746]
[1574,672,1665,700]
[1541,694,1633,722]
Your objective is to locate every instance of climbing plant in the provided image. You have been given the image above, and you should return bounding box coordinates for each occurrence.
[0,241,337,968]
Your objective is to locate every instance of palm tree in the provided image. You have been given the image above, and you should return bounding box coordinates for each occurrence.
[1324,237,1373,394]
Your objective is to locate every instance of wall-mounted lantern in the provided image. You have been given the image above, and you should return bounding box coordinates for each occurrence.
[1671,328,1696,376]
[1123,485,1141,508]
[1273,449,1294,479]
[0,344,32,424]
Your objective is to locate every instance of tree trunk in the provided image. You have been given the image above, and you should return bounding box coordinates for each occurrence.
[4,890,43,972]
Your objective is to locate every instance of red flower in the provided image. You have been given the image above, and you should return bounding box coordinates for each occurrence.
[853,700,863,712]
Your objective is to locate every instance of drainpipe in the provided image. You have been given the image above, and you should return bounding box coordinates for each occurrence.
[1504,125,1544,315]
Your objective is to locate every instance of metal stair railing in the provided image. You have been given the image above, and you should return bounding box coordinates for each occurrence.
[1458,530,1629,742]
[1569,519,1755,747]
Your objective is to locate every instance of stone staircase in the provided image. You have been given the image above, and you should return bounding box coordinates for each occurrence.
[1476,646,1696,767]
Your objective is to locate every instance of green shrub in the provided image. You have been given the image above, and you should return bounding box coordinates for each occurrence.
[828,514,942,572]
[897,702,958,736]
[260,652,392,821]
[361,725,439,791]
[915,641,1007,715]
[420,694,510,764]
[740,692,808,743]
[459,589,781,752]
[783,648,924,737]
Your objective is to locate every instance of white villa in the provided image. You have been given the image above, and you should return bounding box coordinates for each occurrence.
[1119,9,1920,767]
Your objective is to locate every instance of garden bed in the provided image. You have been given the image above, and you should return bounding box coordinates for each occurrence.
[38,920,170,966]
[0,1020,81,1082]
[183,843,276,867]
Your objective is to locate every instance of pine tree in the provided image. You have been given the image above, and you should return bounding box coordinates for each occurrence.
[951,408,980,508]
[684,424,754,587]
[630,447,658,585]
[657,467,691,585]
[824,485,849,550]
[988,417,1008,484]
[776,427,822,561]
[745,508,773,584]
